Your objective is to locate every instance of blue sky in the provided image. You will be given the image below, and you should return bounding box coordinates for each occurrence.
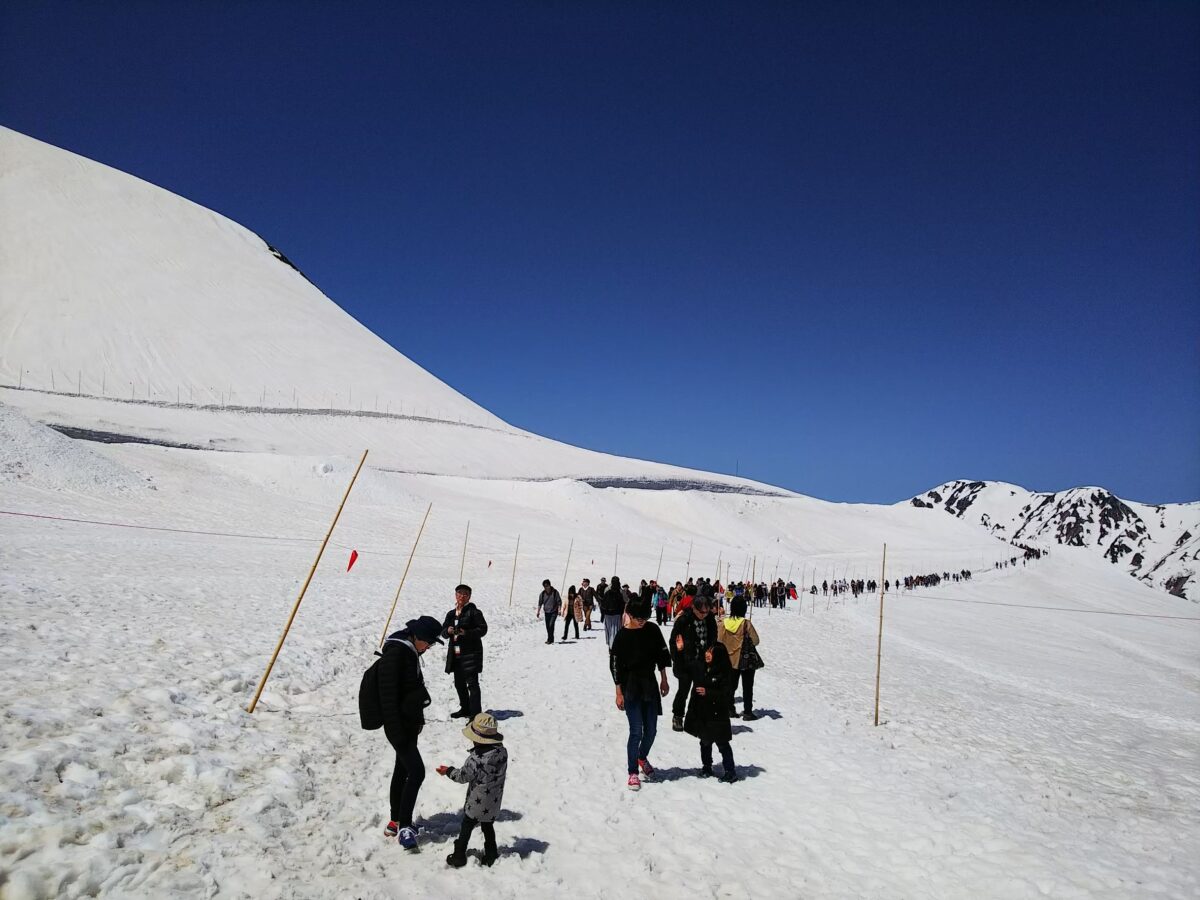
[2,2,1197,502]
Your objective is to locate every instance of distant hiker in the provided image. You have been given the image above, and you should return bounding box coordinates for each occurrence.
[654,585,670,625]
[609,597,671,791]
[580,578,597,631]
[379,616,442,850]
[718,596,763,720]
[437,712,508,868]
[669,589,716,732]
[562,585,582,640]
[537,579,562,644]
[600,576,626,648]
[685,642,739,782]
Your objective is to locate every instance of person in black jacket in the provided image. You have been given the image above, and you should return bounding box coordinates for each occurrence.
[600,576,626,649]
[609,598,671,790]
[378,615,443,850]
[669,589,716,731]
[684,642,739,782]
[442,584,488,720]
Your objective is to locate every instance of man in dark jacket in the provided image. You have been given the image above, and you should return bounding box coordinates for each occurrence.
[442,583,488,720]
[379,615,443,850]
[537,579,562,644]
[669,589,716,731]
[599,576,626,649]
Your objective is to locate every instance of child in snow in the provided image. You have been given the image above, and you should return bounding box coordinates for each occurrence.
[684,643,739,782]
[436,712,508,867]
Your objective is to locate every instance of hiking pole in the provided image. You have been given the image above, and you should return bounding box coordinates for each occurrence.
[248,449,369,714]
[562,537,574,590]
[508,534,520,608]
[874,543,888,726]
[378,502,433,649]
[459,520,470,583]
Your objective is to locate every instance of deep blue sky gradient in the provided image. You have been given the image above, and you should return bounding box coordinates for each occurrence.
[2,2,1197,502]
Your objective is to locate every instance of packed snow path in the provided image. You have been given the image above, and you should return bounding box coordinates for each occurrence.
[1,511,1197,899]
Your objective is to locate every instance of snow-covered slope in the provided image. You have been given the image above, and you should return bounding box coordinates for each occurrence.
[909,480,1199,600]
[0,126,502,429]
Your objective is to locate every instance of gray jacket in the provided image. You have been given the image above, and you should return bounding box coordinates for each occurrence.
[538,588,562,617]
[447,745,508,823]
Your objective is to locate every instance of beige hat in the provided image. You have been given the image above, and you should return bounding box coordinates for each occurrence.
[463,712,504,745]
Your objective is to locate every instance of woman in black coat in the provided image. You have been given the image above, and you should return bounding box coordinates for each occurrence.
[442,584,488,719]
[684,642,739,782]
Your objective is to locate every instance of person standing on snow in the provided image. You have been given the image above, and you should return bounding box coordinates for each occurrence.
[684,642,740,782]
[609,597,671,790]
[378,615,443,850]
[717,596,763,720]
[537,579,562,644]
[580,578,597,631]
[442,584,488,720]
[669,588,716,732]
[437,712,508,868]
[600,576,626,648]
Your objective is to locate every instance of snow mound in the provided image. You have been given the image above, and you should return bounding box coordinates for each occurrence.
[0,403,150,495]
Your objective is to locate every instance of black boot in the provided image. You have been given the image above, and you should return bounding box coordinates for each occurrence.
[446,846,468,868]
[699,765,714,778]
[450,709,469,719]
[482,841,498,866]
[672,715,684,732]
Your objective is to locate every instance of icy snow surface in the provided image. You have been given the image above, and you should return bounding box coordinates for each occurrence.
[1,413,1197,899]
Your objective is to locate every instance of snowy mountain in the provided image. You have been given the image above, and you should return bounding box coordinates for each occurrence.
[2,128,1197,899]
[909,479,1199,600]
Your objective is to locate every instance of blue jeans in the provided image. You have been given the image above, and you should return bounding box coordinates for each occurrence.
[624,696,658,774]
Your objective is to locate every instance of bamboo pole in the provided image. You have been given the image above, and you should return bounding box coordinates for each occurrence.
[874,543,888,727]
[686,540,693,579]
[562,538,574,590]
[714,551,722,583]
[377,501,433,648]
[655,545,664,583]
[613,544,618,575]
[508,534,521,607]
[459,520,470,583]
[248,449,369,714]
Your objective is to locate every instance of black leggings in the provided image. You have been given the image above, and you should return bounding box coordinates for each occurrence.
[455,814,496,853]
[562,613,579,639]
[732,668,756,713]
[384,728,425,827]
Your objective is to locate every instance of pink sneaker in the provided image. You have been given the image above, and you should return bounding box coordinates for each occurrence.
[626,774,641,791]
[638,758,655,778]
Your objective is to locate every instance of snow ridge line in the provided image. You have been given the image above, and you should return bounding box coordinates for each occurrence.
[897,590,1200,622]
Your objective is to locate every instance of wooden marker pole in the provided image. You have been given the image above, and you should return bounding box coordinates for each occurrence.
[874,543,888,727]
[714,551,722,583]
[377,502,433,648]
[248,449,369,713]
[655,545,664,583]
[508,535,521,608]
[459,520,470,583]
[614,545,618,575]
[686,540,693,579]
[562,538,574,590]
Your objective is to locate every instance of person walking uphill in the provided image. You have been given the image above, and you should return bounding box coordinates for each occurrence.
[537,579,562,644]
[609,597,671,791]
[669,589,716,731]
[437,712,508,868]
[442,584,488,720]
[717,596,764,720]
[600,576,626,648]
[377,616,442,850]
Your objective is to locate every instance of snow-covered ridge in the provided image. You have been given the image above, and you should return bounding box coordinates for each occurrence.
[909,479,1199,599]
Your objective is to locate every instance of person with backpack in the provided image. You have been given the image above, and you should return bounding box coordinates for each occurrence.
[372,615,443,850]
[717,596,763,720]
[654,585,670,625]
[441,583,488,720]
[537,579,562,644]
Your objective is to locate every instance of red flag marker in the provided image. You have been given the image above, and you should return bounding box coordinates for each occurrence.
[347,549,359,572]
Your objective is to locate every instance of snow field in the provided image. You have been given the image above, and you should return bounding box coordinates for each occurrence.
[1,432,1197,899]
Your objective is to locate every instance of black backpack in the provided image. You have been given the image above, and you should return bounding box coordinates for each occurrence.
[358,653,383,730]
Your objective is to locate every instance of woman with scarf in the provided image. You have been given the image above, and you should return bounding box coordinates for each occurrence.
[716,596,763,721]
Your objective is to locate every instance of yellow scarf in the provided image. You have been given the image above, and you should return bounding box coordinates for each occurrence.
[723,616,744,634]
